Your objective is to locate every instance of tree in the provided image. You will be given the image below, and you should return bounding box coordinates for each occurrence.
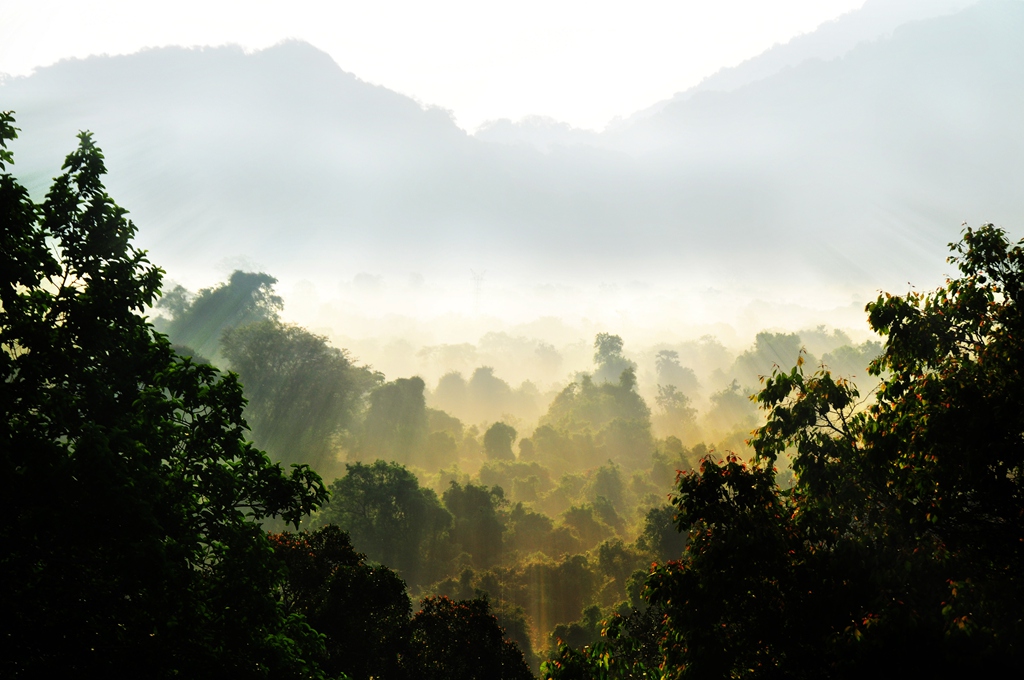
[820,339,883,381]
[654,349,699,395]
[0,116,328,677]
[593,333,637,384]
[731,330,808,386]
[403,596,534,680]
[315,460,451,587]
[645,224,1024,677]
[538,225,1024,678]
[653,384,698,441]
[542,369,653,469]
[702,378,757,435]
[484,421,517,461]
[432,371,469,419]
[541,609,662,680]
[360,377,429,466]
[270,525,411,680]
[221,318,379,473]
[443,481,507,569]
[468,366,515,419]
[272,526,536,680]
[158,270,283,360]
[635,505,688,563]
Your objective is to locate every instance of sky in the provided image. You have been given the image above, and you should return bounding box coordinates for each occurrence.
[0,0,866,131]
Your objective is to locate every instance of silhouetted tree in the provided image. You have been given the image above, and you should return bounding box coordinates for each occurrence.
[443,482,506,569]
[432,371,469,418]
[703,379,757,434]
[635,505,687,563]
[361,377,429,466]
[316,461,451,587]
[0,116,328,678]
[468,366,515,423]
[654,349,699,395]
[484,421,517,461]
[270,526,410,680]
[644,226,1024,677]
[593,333,637,384]
[402,596,533,680]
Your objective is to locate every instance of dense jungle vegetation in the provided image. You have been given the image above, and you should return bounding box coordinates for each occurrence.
[4,114,1023,678]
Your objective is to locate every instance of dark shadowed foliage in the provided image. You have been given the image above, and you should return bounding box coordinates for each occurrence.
[0,115,329,678]
[404,596,534,680]
[270,526,411,680]
[558,225,1024,677]
[315,460,451,587]
[443,481,507,569]
[484,421,518,461]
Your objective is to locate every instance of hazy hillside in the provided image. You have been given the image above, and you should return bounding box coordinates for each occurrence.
[624,0,977,121]
[607,0,1024,278]
[2,0,1022,292]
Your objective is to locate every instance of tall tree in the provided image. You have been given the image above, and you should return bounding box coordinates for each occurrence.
[541,225,1024,677]
[443,482,506,569]
[403,596,534,680]
[270,526,411,680]
[654,349,699,395]
[361,377,429,466]
[593,333,637,384]
[159,270,283,360]
[542,369,653,469]
[221,318,379,472]
[0,116,328,678]
[316,460,452,587]
[483,421,518,461]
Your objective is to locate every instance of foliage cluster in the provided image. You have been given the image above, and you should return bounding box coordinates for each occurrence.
[13,113,1007,680]
[1,113,329,677]
[544,225,1024,677]
[269,525,533,680]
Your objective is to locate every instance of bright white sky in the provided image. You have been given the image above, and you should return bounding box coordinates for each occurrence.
[0,0,865,130]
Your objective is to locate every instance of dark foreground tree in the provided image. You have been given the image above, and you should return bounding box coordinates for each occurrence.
[0,115,328,678]
[544,225,1024,678]
[270,526,411,680]
[272,526,534,680]
[403,596,534,680]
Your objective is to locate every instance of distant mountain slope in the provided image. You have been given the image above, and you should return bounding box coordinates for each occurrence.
[623,0,978,125]
[607,0,1024,271]
[2,0,1022,290]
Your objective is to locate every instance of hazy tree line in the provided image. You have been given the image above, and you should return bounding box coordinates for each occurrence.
[1,115,535,679]
[7,114,1023,678]
[153,267,707,665]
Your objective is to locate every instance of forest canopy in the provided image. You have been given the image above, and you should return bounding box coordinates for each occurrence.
[6,110,1024,679]
[0,113,330,677]
[544,224,1024,678]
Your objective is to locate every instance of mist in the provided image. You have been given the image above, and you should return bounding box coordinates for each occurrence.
[5,1,1023,676]
[5,1,1020,303]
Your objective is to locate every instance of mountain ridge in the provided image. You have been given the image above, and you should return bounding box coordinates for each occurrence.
[2,0,1022,293]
